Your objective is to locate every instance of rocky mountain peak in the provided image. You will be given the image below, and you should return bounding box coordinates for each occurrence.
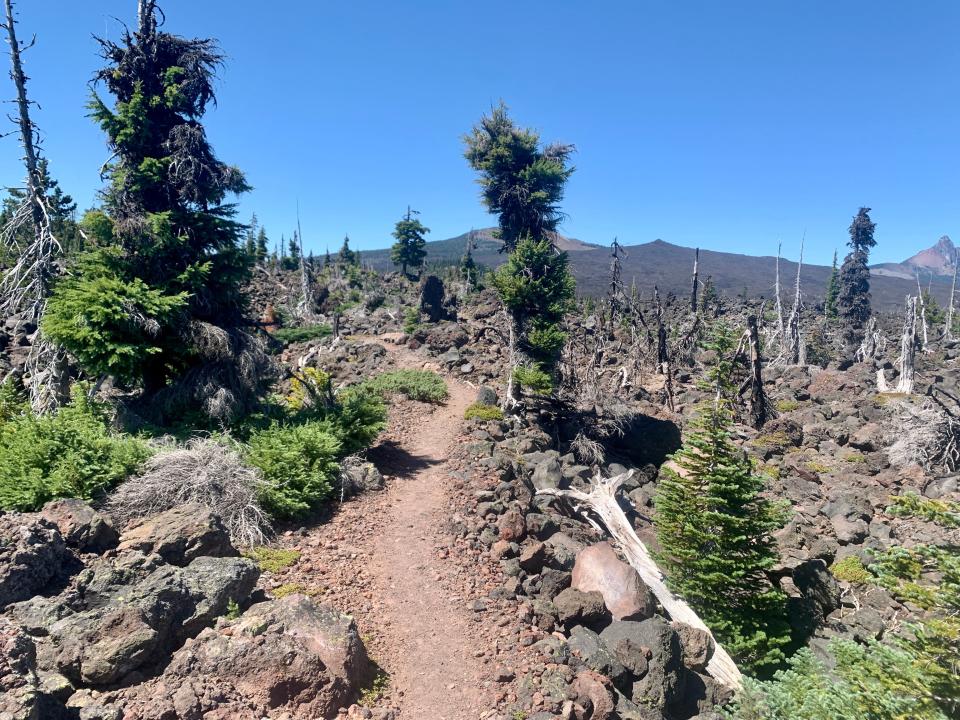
[905,235,956,275]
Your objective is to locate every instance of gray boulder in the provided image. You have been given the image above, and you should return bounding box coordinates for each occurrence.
[600,617,685,710]
[116,504,236,566]
[0,514,73,610]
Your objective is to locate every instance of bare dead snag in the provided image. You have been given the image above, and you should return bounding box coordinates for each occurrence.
[0,0,66,413]
[786,234,805,365]
[746,314,770,428]
[878,296,917,394]
[774,242,786,351]
[536,470,744,692]
[690,247,699,313]
[916,271,929,351]
[947,250,958,341]
[295,204,314,321]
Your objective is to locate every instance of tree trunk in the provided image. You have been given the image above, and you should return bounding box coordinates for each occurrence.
[690,247,699,313]
[787,236,804,364]
[747,315,768,428]
[878,296,917,394]
[774,243,785,350]
[916,271,928,351]
[946,253,958,340]
[536,471,744,692]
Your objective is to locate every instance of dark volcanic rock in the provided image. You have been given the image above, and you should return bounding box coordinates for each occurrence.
[41,499,118,553]
[0,514,73,610]
[116,504,236,566]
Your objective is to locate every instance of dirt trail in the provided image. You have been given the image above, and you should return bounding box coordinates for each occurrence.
[285,337,493,718]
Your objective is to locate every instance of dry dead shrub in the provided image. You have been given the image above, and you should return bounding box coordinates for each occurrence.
[107,438,271,547]
[888,399,960,472]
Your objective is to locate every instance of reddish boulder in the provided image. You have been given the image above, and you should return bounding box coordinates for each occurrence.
[572,543,655,621]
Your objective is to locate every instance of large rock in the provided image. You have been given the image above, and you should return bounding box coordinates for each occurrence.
[36,554,258,686]
[0,514,73,610]
[554,588,610,629]
[419,275,446,322]
[116,504,236,566]
[572,543,655,621]
[41,499,118,553]
[0,616,70,720]
[599,618,685,711]
[110,594,373,719]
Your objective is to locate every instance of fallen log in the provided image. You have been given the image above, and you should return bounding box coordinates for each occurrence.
[537,470,744,692]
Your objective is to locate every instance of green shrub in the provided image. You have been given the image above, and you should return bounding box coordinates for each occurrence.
[403,307,420,335]
[246,421,342,519]
[887,492,960,528]
[0,385,152,512]
[43,250,188,385]
[512,364,553,395]
[330,386,389,453]
[830,555,871,584]
[775,399,801,413]
[357,370,448,404]
[844,452,867,463]
[464,403,504,421]
[271,324,332,345]
[242,546,301,573]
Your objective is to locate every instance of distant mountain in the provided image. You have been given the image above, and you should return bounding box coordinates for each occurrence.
[361,231,951,309]
[873,235,956,280]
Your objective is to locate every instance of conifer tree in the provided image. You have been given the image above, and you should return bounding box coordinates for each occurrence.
[824,249,839,320]
[460,232,478,288]
[324,246,332,267]
[837,207,876,336]
[390,206,429,277]
[44,1,269,423]
[464,103,576,403]
[338,235,357,266]
[654,324,790,674]
[255,226,268,264]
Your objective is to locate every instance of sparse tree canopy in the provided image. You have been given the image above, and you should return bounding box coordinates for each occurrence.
[338,234,357,266]
[44,1,269,423]
[837,207,876,331]
[390,206,429,276]
[463,101,574,252]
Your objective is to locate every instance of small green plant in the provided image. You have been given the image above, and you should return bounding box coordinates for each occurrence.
[512,364,553,395]
[224,598,241,620]
[358,668,390,706]
[887,492,960,528]
[356,370,448,404]
[464,403,504,421]
[844,453,867,463]
[0,384,152,512]
[246,422,342,519]
[271,324,332,345]
[830,555,872,584]
[805,461,831,474]
[403,307,420,334]
[775,399,801,412]
[750,431,792,451]
[272,582,314,598]
[242,546,301,573]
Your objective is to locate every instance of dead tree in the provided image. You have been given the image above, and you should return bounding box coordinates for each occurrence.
[877,296,917,394]
[0,0,66,413]
[946,250,958,341]
[745,315,771,428]
[690,247,700,313]
[774,242,786,350]
[607,237,626,337]
[786,235,805,364]
[654,287,675,411]
[916,270,929,351]
[536,470,743,692]
[295,203,314,321]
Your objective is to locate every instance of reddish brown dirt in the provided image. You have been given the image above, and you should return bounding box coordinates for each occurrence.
[264,342,501,719]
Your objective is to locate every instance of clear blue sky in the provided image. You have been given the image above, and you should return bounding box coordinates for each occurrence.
[3,1,958,265]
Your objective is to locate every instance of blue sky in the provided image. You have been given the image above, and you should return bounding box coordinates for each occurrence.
[3,1,958,265]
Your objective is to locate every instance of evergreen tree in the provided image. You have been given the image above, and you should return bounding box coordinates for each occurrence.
[324,246,332,267]
[390,206,429,276]
[654,324,790,674]
[284,231,300,271]
[464,103,576,403]
[255,226,268,263]
[824,249,840,320]
[44,1,268,423]
[837,207,876,333]
[460,235,478,288]
[0,158,80,256]
[338,235,357,266]
[464,101,574,252]
[243,213,259,261]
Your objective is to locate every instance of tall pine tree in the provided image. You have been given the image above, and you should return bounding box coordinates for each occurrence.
[338,235,357,266]
[44,0,270,423]
[464,103,576,404]
[390,206,429,277]
[837,207,876,335]
[654,324,790,675]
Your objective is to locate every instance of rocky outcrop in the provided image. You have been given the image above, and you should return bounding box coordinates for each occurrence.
[41,498,118,554]
[0,514,74,610]
[572,543,656,622]
[116,503,237,565]
[108,594,373,719]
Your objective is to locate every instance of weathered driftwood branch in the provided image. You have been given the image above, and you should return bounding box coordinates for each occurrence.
[536,470,744,692]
